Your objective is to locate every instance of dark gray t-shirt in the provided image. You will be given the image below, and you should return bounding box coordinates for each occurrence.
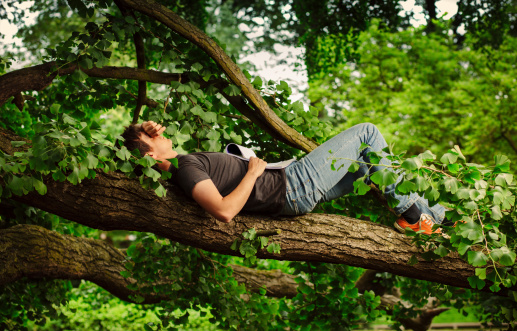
[168,152,286,215]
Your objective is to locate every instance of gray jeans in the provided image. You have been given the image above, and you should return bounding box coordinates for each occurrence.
[280,123,445,223]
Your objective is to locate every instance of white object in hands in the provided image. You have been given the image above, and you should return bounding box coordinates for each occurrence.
[224,143,296,169]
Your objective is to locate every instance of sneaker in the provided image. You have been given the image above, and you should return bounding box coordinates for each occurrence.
[394,213,441,235]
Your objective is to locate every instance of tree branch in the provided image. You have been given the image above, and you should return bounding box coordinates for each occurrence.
[0,63,307,151]
[114,0,148,124]
[115,0,318,153]
[0,138,486,296]
[0,224,299,303]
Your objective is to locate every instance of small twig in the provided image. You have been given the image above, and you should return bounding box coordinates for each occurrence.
[256,229,281,237]
[221,113,250,122]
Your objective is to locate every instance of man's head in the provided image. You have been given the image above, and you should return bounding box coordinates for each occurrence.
[121,123,175,160]
[121,124,152,157]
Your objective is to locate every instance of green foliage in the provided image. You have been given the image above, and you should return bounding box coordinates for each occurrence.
[0,280,70,330]
[3,0,517,329]
[25,281,162,331]
[230,228,281,265]
[333,144,517,298]
[309,20,517,167]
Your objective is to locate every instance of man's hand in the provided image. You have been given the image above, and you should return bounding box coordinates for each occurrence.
[247,156,267,178]
[142,121,166,137]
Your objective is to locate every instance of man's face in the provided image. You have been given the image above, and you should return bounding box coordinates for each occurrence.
[139,131,173,158]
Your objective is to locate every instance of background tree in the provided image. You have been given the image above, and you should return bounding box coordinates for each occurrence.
[1,0,517,330]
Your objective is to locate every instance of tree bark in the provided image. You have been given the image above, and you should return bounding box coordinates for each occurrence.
[0,224,298,303]
[0,222,449,330]
[0,124,494,292]
[0,125,483,294]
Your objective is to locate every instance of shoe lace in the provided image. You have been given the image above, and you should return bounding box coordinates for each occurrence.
[420,214,434,226]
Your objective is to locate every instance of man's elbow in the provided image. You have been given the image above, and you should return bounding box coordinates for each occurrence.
[214,210,235,223]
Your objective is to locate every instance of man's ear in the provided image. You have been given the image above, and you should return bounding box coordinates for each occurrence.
[146,152,158,160]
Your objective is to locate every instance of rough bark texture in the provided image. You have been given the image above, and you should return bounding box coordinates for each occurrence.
[4,159,479,292]
[0,224,298,302]
[0,124,488,292]
[0,223,448,330]
[0,224,145,303]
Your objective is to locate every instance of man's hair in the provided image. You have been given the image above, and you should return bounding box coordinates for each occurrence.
[121,124,152,156]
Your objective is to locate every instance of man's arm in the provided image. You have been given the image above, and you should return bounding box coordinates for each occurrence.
[191,157,267,223]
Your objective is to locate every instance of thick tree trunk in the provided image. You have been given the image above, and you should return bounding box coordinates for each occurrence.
[0,144,480,296]
[0,126,494,294]
[0,223,449,330]
[0,224,298,302]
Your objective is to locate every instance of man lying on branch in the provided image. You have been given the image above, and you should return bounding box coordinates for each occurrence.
[122,121,446,234]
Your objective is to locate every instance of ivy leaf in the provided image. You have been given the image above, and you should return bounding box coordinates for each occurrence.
[467,276,486,290]
[413,176,430,192]
[495,174,513,187]
[252,76,263,88]
[155,184,167,197]
[161,170,172,180]
[168,158,179,169]
[442,177,460,194]
[85,153,99,169]
[230,239,239,251]
[52,170,67,182]
[367,151,382,165]
[434,245,449,257]
[116,147,131,161]
[118,161,133,173]
[407,255,419,266]
[348,162,360,173]
[397,180,416,194]
[494,155,511,172]
[458,222,484,243]
[353,178,371,195]
[67,166,81,185]
[447,163,460,173]
[457,242,471,255]
[463,201,478,210]
[32,178,47,195]
[464,170,481,184]
[453,145,466,161]
[370,168,398,188]
[142,167,161,181]
[239,241,256,258]
[440,152,458,165]
[11,141,26,147]
[469,189,486,201]
[475,268,486,280]
[223,84,241,96]
[424,186,440,201]
[457,188,470,200]
[359,143,370,152]
[467,251,488,267]
[138,155,157,168]
[491,247,516,266]
[491,205,503,220]
[418,150,436,161]
[267,242,281,254]
[50,104,61,114]
[401,158,422,171]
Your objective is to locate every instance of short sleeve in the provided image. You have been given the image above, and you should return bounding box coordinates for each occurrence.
[170,155,211,197]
